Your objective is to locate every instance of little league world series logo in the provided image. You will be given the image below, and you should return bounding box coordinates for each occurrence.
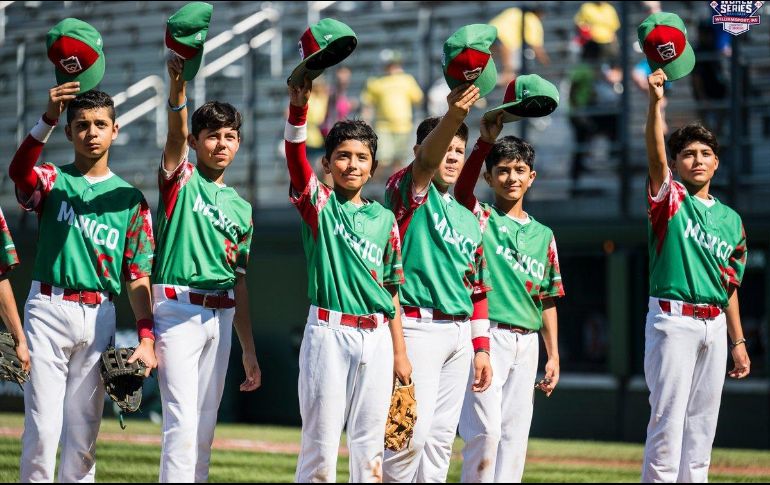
[711,0,764,35]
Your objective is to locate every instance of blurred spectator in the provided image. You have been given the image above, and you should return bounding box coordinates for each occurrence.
[582,312,609,363]
[632,59,669,135]
[305,75,330,177]
[488,6,550,85]
[568,41,622,194]
[632,0,668,134]
[361,49,423,179]
[426,77,451,118]
[691,20,729,137]
[574,2,620,61]
[320,66,358,137]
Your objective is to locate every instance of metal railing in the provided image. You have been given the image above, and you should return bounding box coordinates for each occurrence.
[110,5,281,144]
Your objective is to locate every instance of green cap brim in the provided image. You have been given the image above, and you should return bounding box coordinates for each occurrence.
[182,49,203,81]
[55,52,105,94]
[445,57,497,98]
[287,36,356,86]
[483,94,559,124]
[648,41,695,81]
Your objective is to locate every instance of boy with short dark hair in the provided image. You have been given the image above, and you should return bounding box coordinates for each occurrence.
[454,121,564,482]
[286,76,411,482]
[9,82,157,482]
[642,69,750,483]
[382,83,493,483]
[153,55,261,482]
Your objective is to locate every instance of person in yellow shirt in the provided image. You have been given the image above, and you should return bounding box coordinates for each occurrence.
[361,50,424,178]
[574,2,620,59]
[489,7,550,85]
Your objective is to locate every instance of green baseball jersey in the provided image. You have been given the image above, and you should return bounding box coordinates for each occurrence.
[290,174,404,318]
[17,163,154,295]
[475,202,564,331]
[385,164,490,317]
[0,207,19,276]
[648,171,747,307]
[154,157,253,291]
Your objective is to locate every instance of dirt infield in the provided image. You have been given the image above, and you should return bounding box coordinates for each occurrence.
[2,426,769,478]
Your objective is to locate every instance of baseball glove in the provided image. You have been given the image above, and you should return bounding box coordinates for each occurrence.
[384,377,417,452]
[0,332,28,389]
[100,347,146,416]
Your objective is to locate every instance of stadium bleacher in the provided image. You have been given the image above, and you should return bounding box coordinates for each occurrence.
[0,1,767,220]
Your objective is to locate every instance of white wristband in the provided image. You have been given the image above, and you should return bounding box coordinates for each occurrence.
[471,318,491,339]
[30,117,56,143]
[284,121,307,144]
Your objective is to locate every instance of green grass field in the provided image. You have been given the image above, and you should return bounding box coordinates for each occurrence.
[1,413,768,482]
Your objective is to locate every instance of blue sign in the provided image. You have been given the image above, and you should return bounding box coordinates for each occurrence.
[711,0,764,36]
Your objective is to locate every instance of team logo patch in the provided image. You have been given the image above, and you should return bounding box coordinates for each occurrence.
[711,0,763,36]
[59,56,83,74]
[656,42,677,60]
[463,67,483,81]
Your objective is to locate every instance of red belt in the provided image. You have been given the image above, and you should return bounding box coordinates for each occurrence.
[317,308,384,329]
[402,306,467,322]
[164,287,235,309]
[40,283,112,305]
[495,322,536,334]
[659,299,722,320]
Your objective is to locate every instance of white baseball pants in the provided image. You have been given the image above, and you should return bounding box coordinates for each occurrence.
[20,281,116,483]
[642,297,727,483]
[383,315,472,483]
[153,287,234,483]
[459,327,539,483]
[295,306,393,483]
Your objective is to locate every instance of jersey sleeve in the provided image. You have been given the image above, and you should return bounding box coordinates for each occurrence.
[384,164,428,238]
[648,169,687,254]
[235,219,254,275]
[724,224,747,290]
[540,235,565,299]
[158,146,195,220]
[122,197,155,281]
[0,208,19,276]
[16,163,58,214]
[382,216,405,287]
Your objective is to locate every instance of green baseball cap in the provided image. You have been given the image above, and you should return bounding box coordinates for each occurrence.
[637,12,695,81]
[442,24,498,98]
[483,74,559,123]
[288,18,357,86]
[46,18,105,94]
[166,2,213,81]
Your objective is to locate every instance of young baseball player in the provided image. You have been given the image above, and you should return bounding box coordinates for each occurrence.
[9,82,157,482]
[455,121,565,482]
[381,83,493,483]
[0,208,30,375]
[153,53,261,483]
[286,75,411,483]
[643,69,750,482]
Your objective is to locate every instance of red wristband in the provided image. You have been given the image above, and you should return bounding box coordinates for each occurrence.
[472,336,490,353]
[288,103,308,125]
[137,318,155,341]
[41,113,58,126]
[475,138,494,150]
